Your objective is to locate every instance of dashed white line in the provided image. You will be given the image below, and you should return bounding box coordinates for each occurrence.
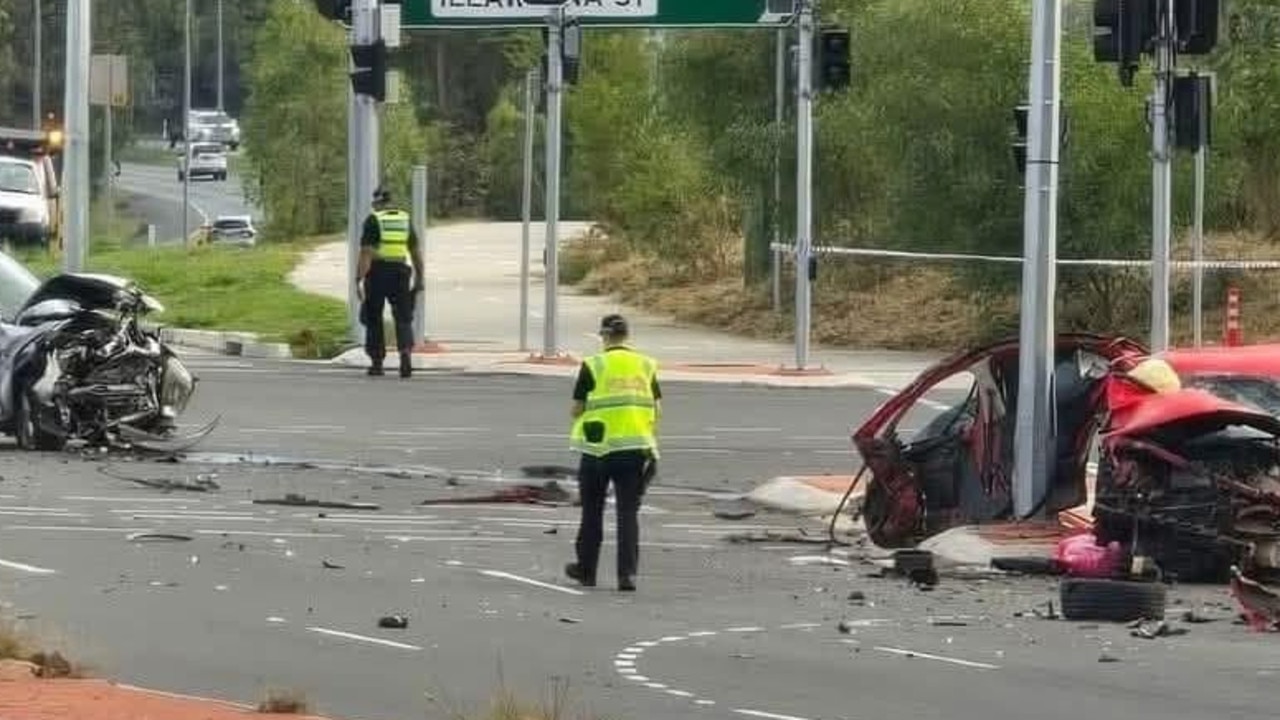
[4,525,154,533]
[660,635,686,643]
[777,622,822,630]
[130,515,271,523]
[688,631,718,638]
[306,627,422,651]
[0,557,57,575]
[64,496,199,503]
[0,510,87,518]
[734,709,814,720]
[725,626,764,633]
[666,689,696,698]
[478,569,585,595]
[873,646,999,670]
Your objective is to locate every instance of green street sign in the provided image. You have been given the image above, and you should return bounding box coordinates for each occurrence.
[403,1,794,29]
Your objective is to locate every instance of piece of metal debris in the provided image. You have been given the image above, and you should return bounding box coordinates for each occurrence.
[1098,652,1121,663]
[378,615,409,629]
[559,616,582,625]
[1130,620,1188,639]
[1180,609,1215,624]
[544,527,558,535]
[127,532,193,543]
[847,590,867,605]
[254,494,380,511]
[419,482,572,507]
[837,620,856,635]
[322,559,345,570]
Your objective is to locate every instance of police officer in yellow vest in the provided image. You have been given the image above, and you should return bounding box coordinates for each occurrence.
[565,314,660,592]
[357,187,424,378]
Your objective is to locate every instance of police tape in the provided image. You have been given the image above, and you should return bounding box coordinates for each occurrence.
[768,242,1280,270]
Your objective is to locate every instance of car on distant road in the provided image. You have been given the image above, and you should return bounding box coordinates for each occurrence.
[209,215,257,247]
[178,142,228,182]
[188,110,241,151]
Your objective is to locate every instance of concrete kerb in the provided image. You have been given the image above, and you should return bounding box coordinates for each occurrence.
[157,326,294,359]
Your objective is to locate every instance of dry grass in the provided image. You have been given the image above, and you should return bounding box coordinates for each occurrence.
[257,688,311,714]
[0,621,90,678]
[563,229,1280,351]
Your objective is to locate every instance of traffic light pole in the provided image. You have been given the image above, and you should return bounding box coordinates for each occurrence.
[793,0,815,371]
[520,68,537,353]
[350,0,382,345]
[542,6,565,359]
[1013,0,1064,519]
[62,0,90,272]
[1150,0,1175,353]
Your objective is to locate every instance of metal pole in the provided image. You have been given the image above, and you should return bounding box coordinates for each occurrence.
[352,0,382,341]
[520,68,536,353]
[793,1,815,370]
[33,0,42,130]
[346,66,361,343]
[62,0,90,272]
[542,7,565,358]
[1192,145,1205,347]
[216,0,225,111]
[104,100,113,237]
[772,25,784,312]
[1150,0,1174,352]
[182,0,192,249]
[412,164,428,346]
[1012,0,1064,519]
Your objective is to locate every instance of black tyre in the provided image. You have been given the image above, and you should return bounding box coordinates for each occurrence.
[15,391,65,452]
[1059,577,1166,622]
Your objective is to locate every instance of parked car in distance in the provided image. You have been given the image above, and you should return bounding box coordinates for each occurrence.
[0,156,54,246]
[209,215,257,247]
[178,142,227,182]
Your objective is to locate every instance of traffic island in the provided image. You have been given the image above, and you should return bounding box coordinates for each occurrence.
[0,676,333,720]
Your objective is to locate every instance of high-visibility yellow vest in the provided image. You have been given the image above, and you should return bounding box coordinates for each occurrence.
[570,348,659,458]
[374,209,411,262]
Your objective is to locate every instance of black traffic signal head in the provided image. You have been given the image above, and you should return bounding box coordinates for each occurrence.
[350,40,387,102]
[818,27,851,91]
[313,0,351,23]
[1176,0,1220,55]
[1093,0,1155,84]
[1012,105,1030,174]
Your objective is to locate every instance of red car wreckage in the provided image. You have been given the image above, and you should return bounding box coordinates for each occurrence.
[853,333,1280,626]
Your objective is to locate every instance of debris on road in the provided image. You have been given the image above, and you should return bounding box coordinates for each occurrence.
[377,615,409,629]
[1060,577,1167,623]
[991,556,1062,576]
[847,590,867,605]
[711,498,758,521]
[1230,565,1280,632]
[725,529,829,545]
[127,532,193,543]
[253,493,380,511]
[837,620,856,634]
[321,559,344,570]
[1129,620,1189,639]
[99,464,220,492]
[419,482,572,507]
[559,616,582,625]
[521,464,577,479]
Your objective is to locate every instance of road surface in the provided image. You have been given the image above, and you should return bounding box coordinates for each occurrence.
[115,159,261,244]
[0,354,1269,720]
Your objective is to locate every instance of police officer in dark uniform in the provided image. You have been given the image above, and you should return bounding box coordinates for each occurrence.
[356,187,424,378]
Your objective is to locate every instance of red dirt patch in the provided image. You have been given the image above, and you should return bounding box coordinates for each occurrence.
[0,679,332,720]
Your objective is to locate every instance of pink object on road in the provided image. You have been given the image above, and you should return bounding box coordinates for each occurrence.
[1055,532,1124,578]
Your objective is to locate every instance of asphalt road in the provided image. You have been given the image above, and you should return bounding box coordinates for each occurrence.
[0,354,1271,720]
[115,159,260,244]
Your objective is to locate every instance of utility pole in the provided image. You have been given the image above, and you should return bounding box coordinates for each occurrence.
[33,0,42,129]
[1012,0,1064,519]
[793,0,815,370]
[520,68,537,353]
[1149,0,1175,353]
[772,25,785,312]
[182,0,192,249]
[346,64,360,343]
[216,0,225,111]
[62,0,90,273]
[412,164,429,347]
[349,0,382,342]
[542,5,566,358]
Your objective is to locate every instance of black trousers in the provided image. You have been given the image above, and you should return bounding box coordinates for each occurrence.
[575,450,649,581]
[362,260,414,362]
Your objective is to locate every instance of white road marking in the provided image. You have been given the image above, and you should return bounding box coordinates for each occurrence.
[129,514,271,523]
[112,509,249,516]
[4,525,154,533]
[194,530,342,538]
[478,569,584,595]
[660,635,686,643]
[614,660,636,668]
[644,682,668,690]
[696,700,716,706]
[725,626,764,633]
[0,557,57,575]
[315,518,457,526]
[778,622,822,630]
[734,709,814,720]
[0,510,88,518]
[0,505,80,512]
[666,690,696,698]
[388,536,528,544]
[307,627,422,651]
[624,675,650,683]
[616,654,638,661]
[636,641,660,647]
[308,513,439,521]
[623,646,644,654]
[64,496,199,503]
[688,631,718,638]
[873,646,999,670]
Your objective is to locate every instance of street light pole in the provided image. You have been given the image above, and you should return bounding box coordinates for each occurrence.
[182,0,192,248]
[1150,0,1175,352]
[520,68,537,353]
[216,0,225,111]
[62,0,91,272]
[793,0,815,370]
[33,0,42,130]
[1013,0,1064,519]
[542,5,565,358]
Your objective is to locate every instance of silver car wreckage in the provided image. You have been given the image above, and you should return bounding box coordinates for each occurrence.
[0,264,214,452]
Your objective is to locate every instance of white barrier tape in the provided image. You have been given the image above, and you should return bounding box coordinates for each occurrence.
[769,243,1280,270]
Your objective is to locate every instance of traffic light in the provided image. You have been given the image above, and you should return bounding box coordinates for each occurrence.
[1093,0,1155,87]
[541,23,583,87]
[1173,72,1213,151]
[1013,105,1029,175]
[313,0,351,23]
[350,40,387,102]
[818,27,850,91]
[1175,0,1220,55]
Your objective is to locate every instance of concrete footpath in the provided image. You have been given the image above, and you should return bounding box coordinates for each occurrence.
[289,221,956,389]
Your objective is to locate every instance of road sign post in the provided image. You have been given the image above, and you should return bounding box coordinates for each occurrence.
[412,164,430,347]
[520,68,537,353]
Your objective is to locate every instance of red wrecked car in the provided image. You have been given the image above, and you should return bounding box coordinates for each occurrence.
[854,334,1280,602]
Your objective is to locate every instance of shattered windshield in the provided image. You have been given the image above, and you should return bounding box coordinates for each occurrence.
[1184,375,1280,417]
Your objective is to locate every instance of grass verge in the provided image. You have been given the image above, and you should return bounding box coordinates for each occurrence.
[562,229,1280,352]
[0,621,89,678]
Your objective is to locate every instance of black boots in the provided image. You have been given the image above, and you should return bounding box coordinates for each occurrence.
[399,352,413,378]
[565,563,596,587]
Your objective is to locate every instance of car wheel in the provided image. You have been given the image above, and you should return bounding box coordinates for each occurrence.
[1059,577,1167,622]
[15,390,65,452]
